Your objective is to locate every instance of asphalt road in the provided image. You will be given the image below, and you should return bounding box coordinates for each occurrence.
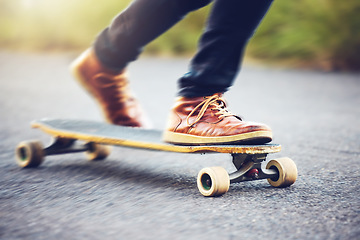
[0,51,359,240]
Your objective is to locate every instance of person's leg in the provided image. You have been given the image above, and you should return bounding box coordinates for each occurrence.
[95,0,212,71]
[164,0,274,145]
[178,0,274,97]
[71,0,212,127]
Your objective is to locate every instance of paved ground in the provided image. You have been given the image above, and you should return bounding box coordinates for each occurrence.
[0,51,359,240]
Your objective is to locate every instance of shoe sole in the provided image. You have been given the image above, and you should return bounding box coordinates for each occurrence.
[163,130,273,145]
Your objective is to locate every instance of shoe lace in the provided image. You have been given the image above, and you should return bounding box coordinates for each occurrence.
[186,95,238,127]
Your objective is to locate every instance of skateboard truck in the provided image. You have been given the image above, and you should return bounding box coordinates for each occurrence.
[197,154,297,197]
[16,137,110,168]
[229,153,278,183]
[43,138,109,160]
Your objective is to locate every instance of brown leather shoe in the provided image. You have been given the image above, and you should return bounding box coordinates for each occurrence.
[163,93,272,145]
[70,49,150,128]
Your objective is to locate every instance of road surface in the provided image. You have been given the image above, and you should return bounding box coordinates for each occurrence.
[0,51,359,239]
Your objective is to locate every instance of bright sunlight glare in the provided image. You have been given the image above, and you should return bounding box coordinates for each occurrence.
[21,0,34,9]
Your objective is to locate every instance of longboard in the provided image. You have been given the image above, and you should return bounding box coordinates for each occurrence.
[15,119,297,196]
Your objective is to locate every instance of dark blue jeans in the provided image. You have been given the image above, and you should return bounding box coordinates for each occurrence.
[94,0,273,97]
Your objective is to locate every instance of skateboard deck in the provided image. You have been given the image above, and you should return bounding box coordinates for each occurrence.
[31,119,281,154]
[15,119,297,197]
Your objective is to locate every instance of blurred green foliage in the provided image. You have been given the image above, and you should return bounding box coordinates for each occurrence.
[0,0,359,71]
[249,0,360,71]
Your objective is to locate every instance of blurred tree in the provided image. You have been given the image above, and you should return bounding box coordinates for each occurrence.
[248,0,360,71]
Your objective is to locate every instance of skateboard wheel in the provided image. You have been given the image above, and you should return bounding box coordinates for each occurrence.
[15,140,44,168]
[266,157,297,187]
[85,142,111,161]
[197,167,230,197]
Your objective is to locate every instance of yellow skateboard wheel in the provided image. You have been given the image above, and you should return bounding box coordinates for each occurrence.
[85,142,111,161]
[266,157,297,187]
[197,167,230,197]
[15,140,44,168]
